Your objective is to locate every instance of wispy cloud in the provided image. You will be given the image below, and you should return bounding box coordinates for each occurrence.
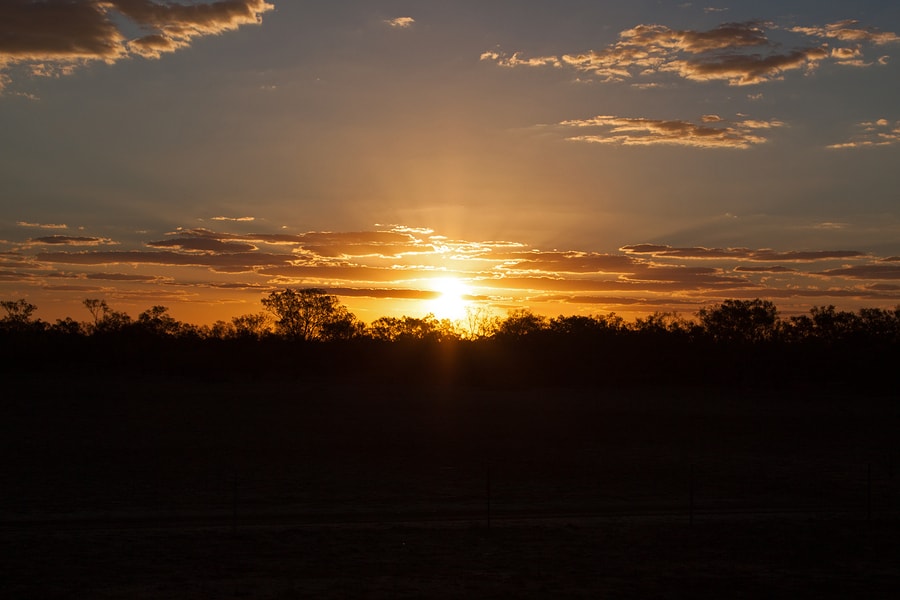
[35,249,297,272]
[13,224,897,318]
[482,19,897,86]
[147,236,257,253]
[385,17,415,29]
[0,0,274,91]
[814,264,900,279]
[27,235,114,246]
[17,221,67,229]
[791,20,900,46]
[561,115,784,149]
[827,119,900,149]
[621,244,865,261]
[211,216,255,222]
[85,273,164,282]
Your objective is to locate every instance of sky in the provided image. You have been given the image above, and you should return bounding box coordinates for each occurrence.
[2,0,900,326]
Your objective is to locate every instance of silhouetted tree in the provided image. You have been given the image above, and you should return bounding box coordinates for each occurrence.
[1,299,37,321]
[697,299,778,343]
[136,305,182,336]
[857,306,900,342]
[463,306,501,340]
[231,313,272,340]
[549,313,625,337]
[630,312,695,336]
[368,314,459,342]
[0,299,43,333]
[809,305,859,343]
[261,288,359,341]
[51,317,84,335]
[83,298,132,334]
[785,305,872,344]
[320,306,365,341]
[497,309,547,338]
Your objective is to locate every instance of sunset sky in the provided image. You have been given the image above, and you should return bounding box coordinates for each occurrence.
[2,0,900,326]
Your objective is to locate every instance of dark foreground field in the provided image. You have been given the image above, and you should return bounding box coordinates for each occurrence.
[2,365,899,598]
[4,515,899,599]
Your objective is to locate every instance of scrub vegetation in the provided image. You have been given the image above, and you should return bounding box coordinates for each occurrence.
[2,290,898,598]
[2,290,898,388]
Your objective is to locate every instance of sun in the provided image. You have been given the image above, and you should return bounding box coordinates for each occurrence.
[428,277,471,320]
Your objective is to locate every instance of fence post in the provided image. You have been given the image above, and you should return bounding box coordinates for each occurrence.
[486,462,492,530]
[689,463,695,526]
[232,474,238,537]
[867,463,872,524]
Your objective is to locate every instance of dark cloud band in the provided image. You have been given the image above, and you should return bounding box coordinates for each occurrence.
[0,0,274,90]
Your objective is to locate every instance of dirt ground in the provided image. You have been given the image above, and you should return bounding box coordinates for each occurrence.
[3,516,899,599]
[2,374,899,597]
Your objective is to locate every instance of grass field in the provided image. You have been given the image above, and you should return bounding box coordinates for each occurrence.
[2,372,899,597]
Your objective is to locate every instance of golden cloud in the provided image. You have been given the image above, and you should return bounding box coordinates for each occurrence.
[16,221,68,229]
[9,224,899,316]
[483,19,896,87]
[385,17,415,29]
[621,244,865,261]
[0,0,273,89]
[815,265,900,279]
[827,119,900,149]
[27,235,114,246]
[791,20,900,46]
[561,115,783,149]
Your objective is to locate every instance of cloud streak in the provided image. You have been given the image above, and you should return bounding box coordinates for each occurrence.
[385,17,415,29]
[482,19,897,86]
[827,119,900,149]
[561,115,784,148]
[6,224,895,320]
[621,244,865,261]
[27,235,114,246]
[0,0,274,90]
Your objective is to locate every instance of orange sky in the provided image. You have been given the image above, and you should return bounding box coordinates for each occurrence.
[2,2,900,325]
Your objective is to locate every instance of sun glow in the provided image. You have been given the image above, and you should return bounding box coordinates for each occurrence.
[428,277,471,320]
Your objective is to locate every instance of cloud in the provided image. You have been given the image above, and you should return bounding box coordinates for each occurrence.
[482,19,895,87]
[0,0,274,90]
[85,273,163,282]
[159,227,431,258]
[827,119,900,149]
[480,51,562,68]
[561,115,784,149]
[17,221,67,229]
[791,20,900,46]
[147,237,257,253]
[211,216,255,222]
[36,249,296,272]
[734,266,796,273]
[0,269,36,282]
[815,265,900,280]
[260,264,417,284]
[621,244,865,261]
[27,235,113,246]
[661,47,828,86]
[498,251,638,274]
[385,17,415,29]
[809,222,848,230]
[11,223,900,318]
[329,287,441,301]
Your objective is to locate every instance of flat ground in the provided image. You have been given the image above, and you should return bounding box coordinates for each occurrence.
[2,373,899,598]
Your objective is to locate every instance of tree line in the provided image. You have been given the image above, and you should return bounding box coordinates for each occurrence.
[2,289,900,346]
[4,290,899,390]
